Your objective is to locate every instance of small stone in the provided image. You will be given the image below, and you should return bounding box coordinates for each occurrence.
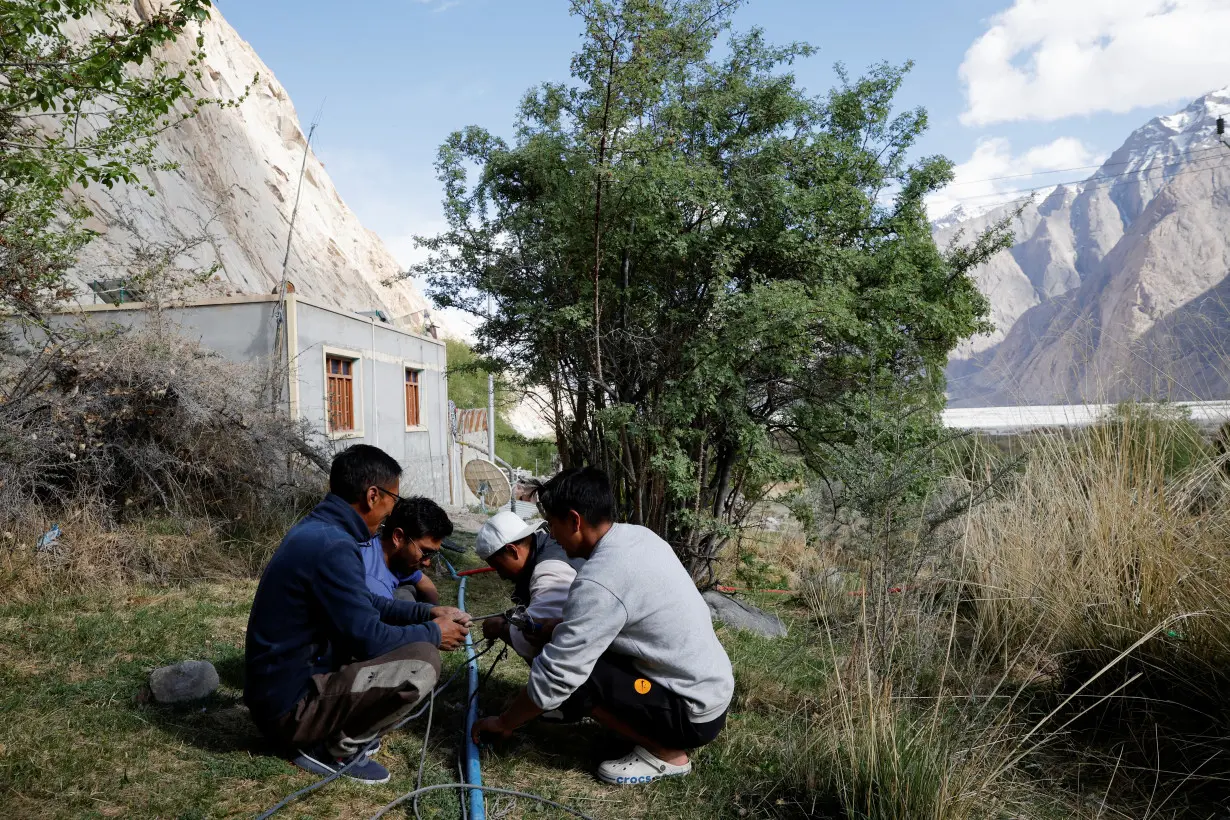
[148,660,219,704]
[704,591,788,639]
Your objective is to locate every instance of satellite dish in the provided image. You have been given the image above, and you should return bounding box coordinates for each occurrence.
[464,458,511,510]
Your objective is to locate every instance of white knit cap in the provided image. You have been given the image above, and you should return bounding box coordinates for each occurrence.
[474,510,542,560]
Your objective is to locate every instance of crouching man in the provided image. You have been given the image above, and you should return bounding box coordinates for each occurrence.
[473,467,734,785]
[474,510,584,661]
[360,496,451,605]
[245,445,471,784]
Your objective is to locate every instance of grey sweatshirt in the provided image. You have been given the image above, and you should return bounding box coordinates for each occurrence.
[527,523,734,723]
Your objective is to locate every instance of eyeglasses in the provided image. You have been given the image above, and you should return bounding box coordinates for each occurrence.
[375,486,403,504]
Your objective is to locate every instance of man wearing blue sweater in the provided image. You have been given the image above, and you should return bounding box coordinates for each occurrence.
[245,445,470,784]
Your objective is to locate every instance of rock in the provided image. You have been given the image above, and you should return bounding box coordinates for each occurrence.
[148,660,220,704]
[703,591,787,639]
[60,6,448,337]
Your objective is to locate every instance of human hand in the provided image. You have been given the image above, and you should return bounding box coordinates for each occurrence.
[431,606,472,627]
[472,714,513,745]
[524,617,562,648]
[482,615,508,643]
[434,616,469,651]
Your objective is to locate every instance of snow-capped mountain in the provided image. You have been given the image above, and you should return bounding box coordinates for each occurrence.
[930,201,1009,232]
[65,2,439,332]
[941,87,1230,406]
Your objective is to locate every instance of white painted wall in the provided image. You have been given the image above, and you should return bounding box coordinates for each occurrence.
[943,401,1230,434]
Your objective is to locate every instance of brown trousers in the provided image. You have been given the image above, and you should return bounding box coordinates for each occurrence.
[272,641,440,757]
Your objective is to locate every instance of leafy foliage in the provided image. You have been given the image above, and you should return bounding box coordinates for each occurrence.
[413,0,1013,578]
[0,0,244,320]
[445,338,556,473]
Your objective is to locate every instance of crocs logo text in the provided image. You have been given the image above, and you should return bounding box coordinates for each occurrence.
[616,776,658,784]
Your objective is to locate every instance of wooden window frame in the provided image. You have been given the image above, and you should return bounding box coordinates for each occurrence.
[323,347,364,440]
[404,363,427,432]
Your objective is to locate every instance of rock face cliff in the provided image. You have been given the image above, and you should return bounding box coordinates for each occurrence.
[940,88,1230,406]
[66,3,435,331]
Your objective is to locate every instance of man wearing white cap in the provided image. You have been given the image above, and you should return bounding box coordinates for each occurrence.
[474,510,585,661]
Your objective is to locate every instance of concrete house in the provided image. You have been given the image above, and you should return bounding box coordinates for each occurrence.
[64,291,454,504]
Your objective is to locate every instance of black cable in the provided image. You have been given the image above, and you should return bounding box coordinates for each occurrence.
[468,641,509,710]
[457,758,470,820]
[412,689,435,820]
[951,149,1230,205]
[944,142,1227,187]
[369,784,599,820]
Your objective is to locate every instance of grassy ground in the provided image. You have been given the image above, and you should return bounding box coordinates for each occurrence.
[0,528,825,819]
[9,411,1230,819]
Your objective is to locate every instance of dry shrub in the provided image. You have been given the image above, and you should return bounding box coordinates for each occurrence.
[0,320,326,594]
[962,412,1230,672]
[783,680,1039,820]
[951,410,1230,812]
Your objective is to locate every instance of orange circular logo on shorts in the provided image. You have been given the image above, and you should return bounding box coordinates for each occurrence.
[634,678,652,695]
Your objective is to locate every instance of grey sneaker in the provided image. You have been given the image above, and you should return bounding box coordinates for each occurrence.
[292,744,391,784]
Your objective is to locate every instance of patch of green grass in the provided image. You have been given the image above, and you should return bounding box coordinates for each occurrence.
[0,523,843,819]
[6,521,1118,819]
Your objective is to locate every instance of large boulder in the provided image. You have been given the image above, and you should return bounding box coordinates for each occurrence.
[703,591,787,639]
[148,660,220,704]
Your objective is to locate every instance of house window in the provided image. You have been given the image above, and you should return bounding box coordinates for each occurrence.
[326,355,356,432]
[405,368,423,428]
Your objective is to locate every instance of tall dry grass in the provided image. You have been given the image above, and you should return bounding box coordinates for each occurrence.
[961,409,1230,680]
[948,410,1230,813]
[777,406,1230,818]
[0,322,325,599]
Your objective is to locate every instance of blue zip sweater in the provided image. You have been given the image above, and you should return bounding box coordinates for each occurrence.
[244,493,442,724]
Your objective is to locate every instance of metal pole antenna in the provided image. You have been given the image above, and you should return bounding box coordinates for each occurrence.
[487,294,497,466]
[270,104,324,410]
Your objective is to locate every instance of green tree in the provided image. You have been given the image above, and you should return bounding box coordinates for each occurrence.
[413,0,1011,580]
[445,338,557,473]
[0,0,237,321]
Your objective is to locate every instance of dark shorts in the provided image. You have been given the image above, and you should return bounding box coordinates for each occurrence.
[560,653,727,750]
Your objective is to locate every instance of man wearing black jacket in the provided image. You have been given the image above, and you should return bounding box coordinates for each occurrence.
[244,445,470,784]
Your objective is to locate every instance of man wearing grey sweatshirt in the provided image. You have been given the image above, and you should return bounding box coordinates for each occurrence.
[472,467,734,785]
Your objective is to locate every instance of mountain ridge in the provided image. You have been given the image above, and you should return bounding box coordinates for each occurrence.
[939,86,1230,406]
[65,3,440,333]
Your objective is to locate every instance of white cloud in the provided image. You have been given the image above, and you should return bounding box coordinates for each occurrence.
[960,0,1230,125]
[927,136,1102,220]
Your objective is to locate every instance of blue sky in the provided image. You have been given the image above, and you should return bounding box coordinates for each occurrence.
[214,0,1230,269]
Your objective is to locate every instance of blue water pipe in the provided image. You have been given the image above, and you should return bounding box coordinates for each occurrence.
[445,558,486,820]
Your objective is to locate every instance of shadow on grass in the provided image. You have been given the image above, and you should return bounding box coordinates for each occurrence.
[1033,653,1230,818]
[214,653,245,689]
[137,691,278,757]
[432,669,636,777]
